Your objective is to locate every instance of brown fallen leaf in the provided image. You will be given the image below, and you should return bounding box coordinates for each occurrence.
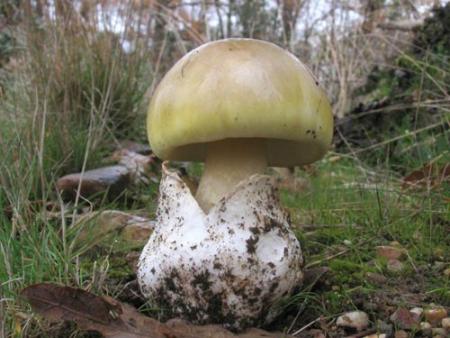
[21,283,293,338]
[402,162,450,189]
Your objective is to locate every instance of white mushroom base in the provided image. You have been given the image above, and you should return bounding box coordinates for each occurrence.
[137,166,304,330]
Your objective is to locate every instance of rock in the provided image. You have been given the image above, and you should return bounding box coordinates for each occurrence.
[74,210,154,247]
[121,221,155,246]
[424,307,448,325]
[419,321,432,336]
[336,311,369,331]
[431,328,447,336]
[442,317,450,330]
[394,330,408,338]
[387,259,404,272]
[58,147,160,201]
[363,334,386,338]
[57,165,131,200]
[390,307,419,330]
[376,245,406,260]
[410,307,424,317]
[366,272,387,284]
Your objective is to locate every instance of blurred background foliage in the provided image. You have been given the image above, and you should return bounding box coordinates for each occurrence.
[1,0,448,180]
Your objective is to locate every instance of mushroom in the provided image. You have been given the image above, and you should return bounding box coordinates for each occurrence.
[138,38,333,329]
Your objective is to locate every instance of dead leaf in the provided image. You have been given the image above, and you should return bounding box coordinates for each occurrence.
[22,283,293,338]
[402,162,450,189]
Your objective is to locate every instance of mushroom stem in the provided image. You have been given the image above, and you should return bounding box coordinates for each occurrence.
[195,138,267,212]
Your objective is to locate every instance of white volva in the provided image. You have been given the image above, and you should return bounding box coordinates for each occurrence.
[138,164,303,329]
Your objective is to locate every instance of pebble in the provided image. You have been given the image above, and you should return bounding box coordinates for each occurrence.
[75,210,154,247]
[363,334,386,338]
[410,307,424,317]
[121,221,155,246]
[419,321,432,336]
[424,307,448,325]
[376,245,406,260]
[441,317,450,330]
[431,327,447,336]
[387,259,404,273]
[390,307,419,330]
[336,311,369,331]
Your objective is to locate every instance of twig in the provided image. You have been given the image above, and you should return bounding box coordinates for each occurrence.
[291,316,322,336]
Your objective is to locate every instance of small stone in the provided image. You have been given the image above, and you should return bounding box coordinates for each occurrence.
[75,210,154,248]
[431,327,447,336]
[387,259,404,272]
[336,311,369,331]
[410,307,424,317]
[424,307,448,325]
[376,245,406,260]
[390,307,419,330]
[121,221,155,246]
[343,239,352,246]
[57,165,131,200]
[419,321,432,336]
[363,334,386,338]
[441,317,450,330]
[394,330,408,338]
